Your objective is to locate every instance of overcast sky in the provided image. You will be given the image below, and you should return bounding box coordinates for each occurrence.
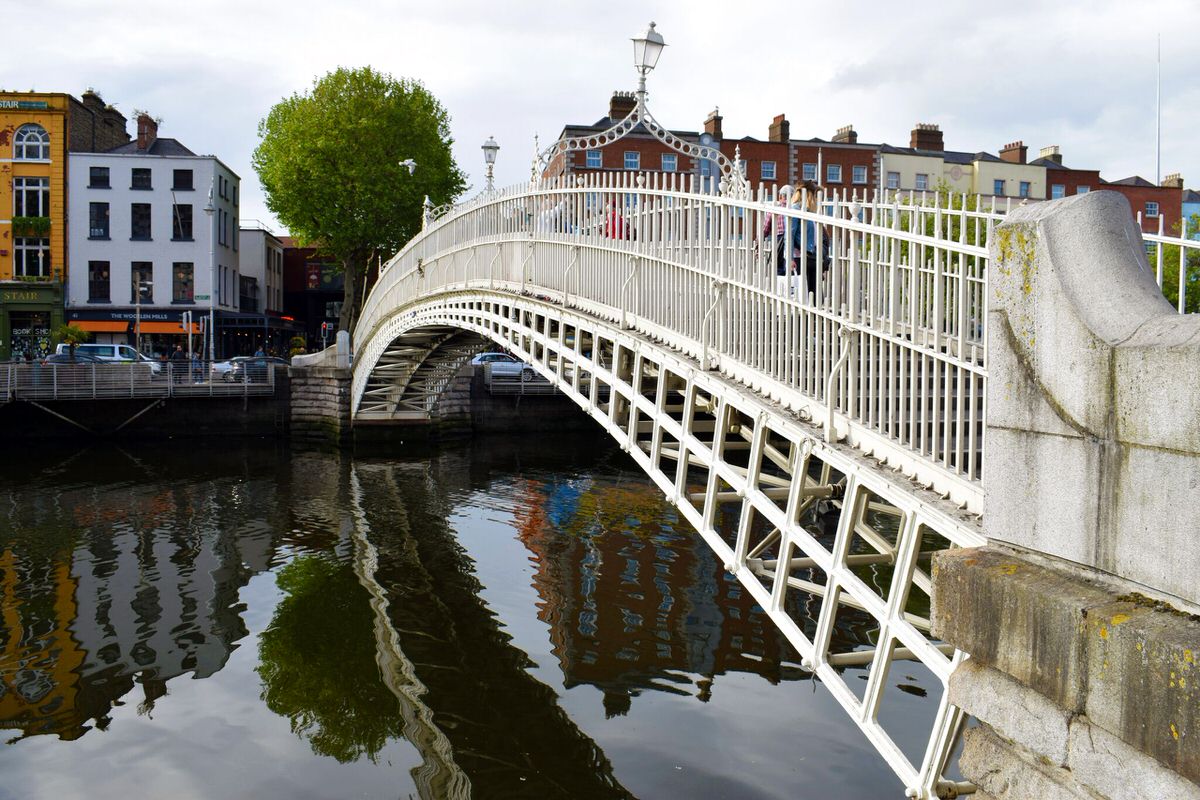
[8,0,1199,232]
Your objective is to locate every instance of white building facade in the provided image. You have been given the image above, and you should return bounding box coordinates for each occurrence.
[234,223,299,354]
[67,119,239,358]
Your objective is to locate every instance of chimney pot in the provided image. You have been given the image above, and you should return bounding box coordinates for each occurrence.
[833,124,857,144]
[136,112,159,152]
[1162,172,1184,189]
[608,91,636,122]
[910,123,943,152]
[1038,145,1063,165]
[768,113,789,143]
[704,108,723,139]
[999,140,1028,164]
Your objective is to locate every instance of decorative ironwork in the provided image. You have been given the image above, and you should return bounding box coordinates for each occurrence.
[532,83,748,197]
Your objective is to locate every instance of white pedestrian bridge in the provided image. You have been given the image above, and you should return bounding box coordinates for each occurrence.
[348,174,1200,798]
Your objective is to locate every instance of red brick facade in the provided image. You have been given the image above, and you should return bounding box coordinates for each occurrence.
[1103,183,1182,234]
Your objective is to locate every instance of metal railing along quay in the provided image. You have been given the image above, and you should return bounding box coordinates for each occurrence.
[0,361,277,402]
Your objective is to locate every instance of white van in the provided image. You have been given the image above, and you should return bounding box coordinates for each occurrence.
[55,343,162,375]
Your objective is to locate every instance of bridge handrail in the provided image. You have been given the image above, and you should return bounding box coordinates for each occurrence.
[359,173,996,506]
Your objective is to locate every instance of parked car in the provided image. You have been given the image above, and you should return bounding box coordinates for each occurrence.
[471,351,537,381]
[225,356,289,383]
[54,343,162,375]
[43,352,104,364]
[212,356,288,382]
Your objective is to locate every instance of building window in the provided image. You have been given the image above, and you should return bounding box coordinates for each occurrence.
[993,179,1005,196]
[585,150,602,168]
[14,177,49,217]
[915,173,929,191]
[173,262,194,303]
[624,151,640,170]
[173,169,194,190]
[1019,181,1031,198]
[1146,201,1160,217]
[661,153,677,172]
[887,171,900,190]
[89,166,110,189]
[88,261,110,302]
[852,165,868,184]
[1077,186,1090,194]
[131,168,152,190]
[1051,184,1066,199]
[89,202,110,239]
[761,161,777,180]
[13,238,49,278]
[826,164,842,183]
[802,163,817,181]
[131,203,152,240]
[13,124,49,160]
[131,262,153,303]
[172,204,193,240]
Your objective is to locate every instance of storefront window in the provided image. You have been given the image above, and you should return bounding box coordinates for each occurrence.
[9,311,51,359]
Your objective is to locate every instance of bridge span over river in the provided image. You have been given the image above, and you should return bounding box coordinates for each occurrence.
[330,166,1200,799]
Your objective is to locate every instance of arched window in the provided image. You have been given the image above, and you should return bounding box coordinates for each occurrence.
[14,124,49,160]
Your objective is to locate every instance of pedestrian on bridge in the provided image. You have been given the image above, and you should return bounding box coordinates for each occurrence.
[170,345,187,383]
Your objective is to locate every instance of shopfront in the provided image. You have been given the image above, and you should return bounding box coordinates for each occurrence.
[68,310,201,359]
[0,284,64,361]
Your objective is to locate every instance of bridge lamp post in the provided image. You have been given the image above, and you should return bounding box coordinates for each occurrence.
[631,21,666,98]
[481,136,499,193]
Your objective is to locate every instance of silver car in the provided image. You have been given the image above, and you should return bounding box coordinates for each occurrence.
[471,352,536,381]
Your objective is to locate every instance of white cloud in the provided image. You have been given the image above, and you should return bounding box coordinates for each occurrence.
[10,0,1199,233]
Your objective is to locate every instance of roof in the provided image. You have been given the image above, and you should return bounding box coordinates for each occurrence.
[105,138,197,157]
[1183,189,1200,203]
[1105,176,1156,187]
[880,143,1003,164]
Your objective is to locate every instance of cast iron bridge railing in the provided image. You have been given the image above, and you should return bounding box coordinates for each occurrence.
[349,173,1200,799]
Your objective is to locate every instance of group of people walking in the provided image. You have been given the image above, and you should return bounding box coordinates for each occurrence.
[763,179,829,298]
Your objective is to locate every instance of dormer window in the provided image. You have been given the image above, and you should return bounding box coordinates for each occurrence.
[14,124,49,160]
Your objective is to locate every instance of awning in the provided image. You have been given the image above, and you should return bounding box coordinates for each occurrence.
[71,320,129,333]
[136,321,202,334]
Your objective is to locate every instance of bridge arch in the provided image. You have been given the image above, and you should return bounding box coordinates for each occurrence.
[350,176,993,797]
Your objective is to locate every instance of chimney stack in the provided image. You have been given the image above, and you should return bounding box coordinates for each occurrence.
[1038,145,1063,165]
[1162,172,1184,189]
[999,140,1028,164]
[910,123,943,152]
[608,91,636,122]
[136,113,158,152]
[768,114,790,144]
[704,108,723,139]
[832,124,857,144]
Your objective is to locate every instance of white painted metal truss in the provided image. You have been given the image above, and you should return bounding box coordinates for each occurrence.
[355,291,984,797]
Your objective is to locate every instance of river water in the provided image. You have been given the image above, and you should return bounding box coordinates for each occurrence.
[0,434,928,799]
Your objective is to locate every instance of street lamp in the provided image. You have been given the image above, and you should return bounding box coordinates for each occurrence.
[203,179,215,362]
[481,136,499,193]
[631,21,666,97]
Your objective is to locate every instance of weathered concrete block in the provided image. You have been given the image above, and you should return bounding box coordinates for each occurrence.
[950,658,1072,766]
[933,546,1111,709]
[1083,600,1200,786]
[1068,716,1200,800]
[960,724,1102,800]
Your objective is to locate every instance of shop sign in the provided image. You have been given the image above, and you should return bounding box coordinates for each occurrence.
[2,290,42,302]
[195,294,210,301]
[0,100,49,110]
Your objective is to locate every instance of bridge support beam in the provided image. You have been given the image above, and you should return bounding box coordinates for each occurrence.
[933,192,1200,798]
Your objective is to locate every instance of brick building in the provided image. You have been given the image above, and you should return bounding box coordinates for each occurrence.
[1103,174,1183,234]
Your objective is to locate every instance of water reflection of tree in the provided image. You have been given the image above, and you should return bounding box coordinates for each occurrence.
[257,554,400,763]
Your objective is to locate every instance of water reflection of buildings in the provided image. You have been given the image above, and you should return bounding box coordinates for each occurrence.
[0,477,278,741]
[514,477,799,715]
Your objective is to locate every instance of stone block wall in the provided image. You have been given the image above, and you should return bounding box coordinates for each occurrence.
[289,365,351,445]
[933,547,1200,800]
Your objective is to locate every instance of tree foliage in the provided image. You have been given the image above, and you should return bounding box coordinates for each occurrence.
[253,67,466,333]
[1154,213,1200,313]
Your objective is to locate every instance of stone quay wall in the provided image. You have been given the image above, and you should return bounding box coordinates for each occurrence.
[932,191,1200,799]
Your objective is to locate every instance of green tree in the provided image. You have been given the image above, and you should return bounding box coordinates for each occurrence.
[1154,213,1200,313]
[253,67,466,334]
[52,323,91,357]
